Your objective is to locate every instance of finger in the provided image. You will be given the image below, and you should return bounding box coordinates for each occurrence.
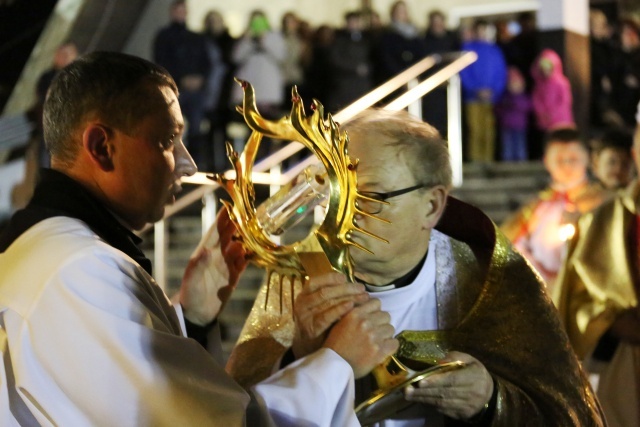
[311,281,367,301]
[404,386,466,408]
[380,337,399,356]
[225,244,248,271]
[217,207,240,247]
[405,380,459,401]
[375,323,396,340]
[218,223,237,249]
[368,337,399,367]
[222,238,245,259]
[297,283,368,312]
[418,364,484,391]
[233,251,248,273]
[216,205,232,227]
[217,284,235,306]
[440,351,474,364]
[348,297,382,316]
[362,309,392,328]
[417,369,462,389]
[295,293,361,324]
[309,300,356,337]
[306,272,349,291]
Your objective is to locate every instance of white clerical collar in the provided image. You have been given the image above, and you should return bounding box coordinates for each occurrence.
[364,283,397,292]
[363,243,436,295]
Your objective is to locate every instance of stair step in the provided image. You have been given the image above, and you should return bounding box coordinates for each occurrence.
[457,175,546,191]
[462,161,546,178]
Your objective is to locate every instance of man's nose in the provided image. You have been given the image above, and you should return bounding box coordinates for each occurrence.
[175,139,197,177]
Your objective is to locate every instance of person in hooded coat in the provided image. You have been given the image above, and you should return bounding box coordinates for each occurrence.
[531,49,574,131]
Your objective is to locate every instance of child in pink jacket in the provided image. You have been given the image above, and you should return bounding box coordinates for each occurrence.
[531,49,574,131]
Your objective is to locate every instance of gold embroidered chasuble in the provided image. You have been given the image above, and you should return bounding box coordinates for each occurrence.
[227,197,604,426]
[554,181,640,357]
[554,181,640,427]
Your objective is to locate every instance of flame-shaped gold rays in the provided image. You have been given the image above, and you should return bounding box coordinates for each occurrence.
[209,80,390,291]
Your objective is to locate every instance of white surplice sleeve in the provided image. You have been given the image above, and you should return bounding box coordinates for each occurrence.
[176,302,359,427]
[1,236,250,426]
[253,348,360,427]
[1,219,360,427]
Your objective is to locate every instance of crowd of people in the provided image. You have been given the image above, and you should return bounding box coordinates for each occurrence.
[151,1,458,171]
[148,1,640,172]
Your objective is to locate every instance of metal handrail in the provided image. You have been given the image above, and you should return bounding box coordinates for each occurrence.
[284,51,477,184]
[250,51,472,174]
[147,50,477,289]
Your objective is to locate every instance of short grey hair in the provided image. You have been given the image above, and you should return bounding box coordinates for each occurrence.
[343,109,452,189]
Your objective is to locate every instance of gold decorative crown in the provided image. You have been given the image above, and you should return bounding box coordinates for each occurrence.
[209,80,389,287]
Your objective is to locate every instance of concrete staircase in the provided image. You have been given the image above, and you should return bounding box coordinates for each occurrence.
[142,161,549,358]
[452,161,548,224]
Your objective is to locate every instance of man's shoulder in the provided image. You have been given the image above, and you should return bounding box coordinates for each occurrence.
[0,217,146,315]
[431,228,484,277]
[5,216,145,273]
[2,216,98,254]
[0,216,135,285]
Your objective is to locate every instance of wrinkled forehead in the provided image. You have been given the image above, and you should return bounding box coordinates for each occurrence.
[348,130,412,177]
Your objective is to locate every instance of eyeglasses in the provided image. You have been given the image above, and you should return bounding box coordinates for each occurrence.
[358,184,427,215]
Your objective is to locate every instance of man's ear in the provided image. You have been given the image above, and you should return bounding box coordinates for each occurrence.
[82,124,114,171]
[424,185,448,228]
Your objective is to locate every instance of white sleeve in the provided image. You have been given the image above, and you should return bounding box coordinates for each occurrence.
[2,250,251,426]
[252,348,360,427]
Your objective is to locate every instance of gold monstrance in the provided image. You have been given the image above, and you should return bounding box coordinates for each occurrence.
[211,81,463,425]
[209,80,382,283]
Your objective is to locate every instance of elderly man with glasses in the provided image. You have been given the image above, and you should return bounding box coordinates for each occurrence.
[228,109,605,426]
